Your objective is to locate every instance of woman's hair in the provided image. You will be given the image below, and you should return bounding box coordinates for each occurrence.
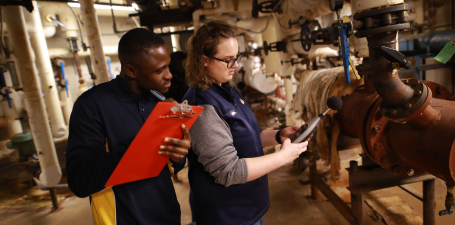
[185,21,237,90]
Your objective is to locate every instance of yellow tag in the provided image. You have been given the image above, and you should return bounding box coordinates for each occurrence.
[167,161,174,174]
[348,58,361,80]
[341,16,351,23]
[240,99,245,104]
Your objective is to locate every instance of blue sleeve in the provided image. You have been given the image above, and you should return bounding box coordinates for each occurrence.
[66,98,124,197]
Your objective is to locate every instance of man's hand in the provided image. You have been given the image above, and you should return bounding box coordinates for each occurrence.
[280,126,299,143]
[158,124,191,162]
[164,98,178,103]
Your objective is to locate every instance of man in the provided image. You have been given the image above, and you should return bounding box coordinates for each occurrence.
[66,28,189,225]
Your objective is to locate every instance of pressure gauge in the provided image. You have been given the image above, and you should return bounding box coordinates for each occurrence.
[329,0,344,11]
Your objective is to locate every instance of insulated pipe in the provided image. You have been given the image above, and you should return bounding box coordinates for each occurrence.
[1,99,23,139]
[3,6,62,187]
[285,32,337,55]
[281,56,295,126]
[25,1,67,138]
[59,6,79,38]
[59,88,73,126]
[79,0,110,84]
[38,3,57,38]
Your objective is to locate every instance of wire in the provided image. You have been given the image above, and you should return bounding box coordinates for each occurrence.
[67,3,88,51]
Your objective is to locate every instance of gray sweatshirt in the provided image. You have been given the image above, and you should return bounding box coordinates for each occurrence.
[189,104,249,187]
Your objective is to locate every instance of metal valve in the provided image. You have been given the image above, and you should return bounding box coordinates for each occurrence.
[373,46,412,70]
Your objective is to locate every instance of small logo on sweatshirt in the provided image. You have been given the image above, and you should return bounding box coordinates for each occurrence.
[239,99,245,104]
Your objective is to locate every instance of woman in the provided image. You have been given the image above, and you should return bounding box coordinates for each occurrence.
[182,21,308,225]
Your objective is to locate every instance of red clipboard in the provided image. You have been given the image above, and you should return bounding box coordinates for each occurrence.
[105,102,203,187]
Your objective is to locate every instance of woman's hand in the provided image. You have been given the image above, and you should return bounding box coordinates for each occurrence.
[278,138,308,164]
[279,126,300,143]
[158,124,191,162]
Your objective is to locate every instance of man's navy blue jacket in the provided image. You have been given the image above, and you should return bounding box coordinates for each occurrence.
[183,82,270,225]
[66,77,184,225]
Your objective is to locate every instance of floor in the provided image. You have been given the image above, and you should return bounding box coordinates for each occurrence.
[0,147,453,225]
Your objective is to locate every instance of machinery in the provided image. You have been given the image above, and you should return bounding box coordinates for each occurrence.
[0,0,454,222]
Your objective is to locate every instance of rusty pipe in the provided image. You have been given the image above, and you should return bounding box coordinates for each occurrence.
[366,32,415,107]
[335,88,379,138]
[386,98,455,186]
[366,32,438,127]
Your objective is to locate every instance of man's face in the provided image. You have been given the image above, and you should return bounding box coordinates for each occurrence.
[132,45,172,94]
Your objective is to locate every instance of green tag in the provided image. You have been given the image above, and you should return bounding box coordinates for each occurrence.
[435,41,455,64]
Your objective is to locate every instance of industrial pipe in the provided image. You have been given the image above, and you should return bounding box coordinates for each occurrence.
[57,61,73,125]
[3,6,62,187]
[25,1,67,138]
[79,0,110,84]
[334,0,455,187]
[1,98,23,139]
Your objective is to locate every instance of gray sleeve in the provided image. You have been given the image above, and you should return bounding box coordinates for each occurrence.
[190,104,248,187]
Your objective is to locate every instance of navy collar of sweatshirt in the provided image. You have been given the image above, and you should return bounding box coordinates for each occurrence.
[112,76,160,103]
[209,82,238,105]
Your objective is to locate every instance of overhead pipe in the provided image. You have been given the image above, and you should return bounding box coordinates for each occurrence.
[3,5,62,187]
[79,0,110,84]
[24,1,67,138]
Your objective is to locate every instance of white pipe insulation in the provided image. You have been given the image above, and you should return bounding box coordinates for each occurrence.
[1,99,23,140]
[37,4,57,38]
[79,0,110,84]
[3,6,62,187]
[284,32,338,55]
[24,1,67,138]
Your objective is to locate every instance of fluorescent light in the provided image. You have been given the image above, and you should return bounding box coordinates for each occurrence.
[68,2,80,7]
[67,2,137,11]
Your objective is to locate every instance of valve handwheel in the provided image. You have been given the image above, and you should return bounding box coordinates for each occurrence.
[300,26,312,52]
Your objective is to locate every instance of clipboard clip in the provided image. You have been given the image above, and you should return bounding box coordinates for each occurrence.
[159,100,195,119]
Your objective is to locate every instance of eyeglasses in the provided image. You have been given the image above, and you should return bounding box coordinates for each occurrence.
[205,53,243,69]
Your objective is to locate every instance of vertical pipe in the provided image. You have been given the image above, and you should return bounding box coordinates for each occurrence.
[351,193,363,225]
[423,179,436,225]
[1,99,23,139]
[79,0,110,84]
[58,62,73,125]
[309,153,321,200]
[3,6,62,187]
[282,60,295,126]
[350,161,362,225]
[170,26,181,52]
[26,1,67,138]
[49,188,59,210]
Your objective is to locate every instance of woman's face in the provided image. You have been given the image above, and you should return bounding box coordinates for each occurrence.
[205,37,239,85]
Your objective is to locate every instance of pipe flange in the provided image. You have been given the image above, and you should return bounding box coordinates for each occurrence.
[353,4,410,20]
[363,99,426,177]
[355,23,410,38]
[379,79,431,122]
[353,4,410,38]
